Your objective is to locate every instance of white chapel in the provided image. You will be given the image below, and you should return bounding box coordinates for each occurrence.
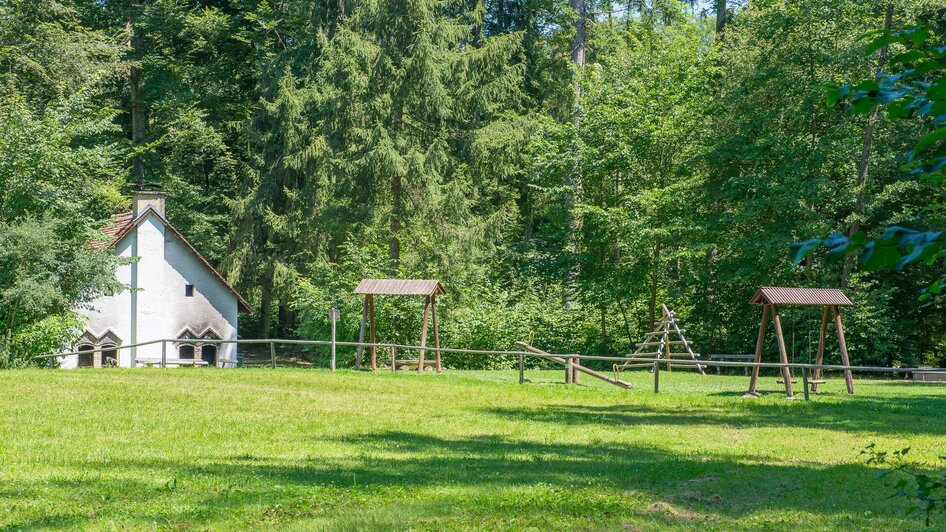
[60,187,251,368]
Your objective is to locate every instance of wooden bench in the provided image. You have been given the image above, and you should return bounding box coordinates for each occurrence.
[136,358,210,368]
[390,359,437,370]
[708,354,756,375]
[912,369,946,383]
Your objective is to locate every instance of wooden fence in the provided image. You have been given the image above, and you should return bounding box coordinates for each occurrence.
[35,339,946,401]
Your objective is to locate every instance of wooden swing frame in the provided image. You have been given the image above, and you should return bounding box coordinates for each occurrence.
[354,279,446,372]
[746,287,855,399]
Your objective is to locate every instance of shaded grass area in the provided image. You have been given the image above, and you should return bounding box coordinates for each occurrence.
[1,368,944,530]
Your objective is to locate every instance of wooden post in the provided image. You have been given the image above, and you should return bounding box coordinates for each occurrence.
[802,366,810,401]
[368,294,377,370]
[330,308,338,371]
[772,306,794,398]
[390,346,396,373]
[519,354,524,384]
[747,305,770,396]
[664,328,672,372]
[573,355,580,384]
[653,360,660,393]
[432,295,441,372]
[662,307,672,372]
[161,340,167,369]
[813,306,829,393]
[418,295,430,373]
[270,341,276,369]
[356,296,367,370]
[834,306,855,395]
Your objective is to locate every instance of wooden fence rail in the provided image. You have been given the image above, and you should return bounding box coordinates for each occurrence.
[35,340,946,399]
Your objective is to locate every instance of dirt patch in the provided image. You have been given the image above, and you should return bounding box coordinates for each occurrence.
[648,501,710,521]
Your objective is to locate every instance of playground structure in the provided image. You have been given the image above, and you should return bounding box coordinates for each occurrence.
[745,287,854,399]
[354,279,445,372]
[615,304,705,376]
[40,281,946,400]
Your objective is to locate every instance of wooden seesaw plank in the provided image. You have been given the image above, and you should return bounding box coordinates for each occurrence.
[515,342,632,389]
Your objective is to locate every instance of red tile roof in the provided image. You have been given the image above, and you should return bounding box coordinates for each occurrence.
[92,211,134,250]
[93,208,252,312]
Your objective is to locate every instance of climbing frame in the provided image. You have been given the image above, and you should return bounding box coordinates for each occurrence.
[618,304,705,375]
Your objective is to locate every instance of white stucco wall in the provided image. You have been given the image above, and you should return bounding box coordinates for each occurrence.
[65,210,239,368]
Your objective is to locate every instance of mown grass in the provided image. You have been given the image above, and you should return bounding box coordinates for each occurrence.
[1,367,944,530]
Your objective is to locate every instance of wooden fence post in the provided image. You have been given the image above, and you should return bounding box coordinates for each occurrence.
[330,308,338,371]
[390,346,396,373]
[161,340,166,369]
[802,366,810,401]
[653,360,660,393]
[519,354,525,384]
[270,341,276,369]
[356,297,367,370]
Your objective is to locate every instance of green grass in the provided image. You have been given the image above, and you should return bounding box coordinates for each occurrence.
[2,368,944,530]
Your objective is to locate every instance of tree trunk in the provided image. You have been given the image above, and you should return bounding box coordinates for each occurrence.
[259,275,272,338]
[570,0,586,97]
[715,0,727,35]
[842,4,893,285]
[389,171,401,272]
[648,238,661,327]
[128,2,145,182]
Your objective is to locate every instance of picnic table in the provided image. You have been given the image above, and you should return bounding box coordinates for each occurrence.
[708,354,756,375]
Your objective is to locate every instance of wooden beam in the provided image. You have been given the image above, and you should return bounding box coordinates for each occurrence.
[368,294,376,370]
[813,306,829,393]
[834,305,855,394]
[356,296,367,370]
[772,305,794,398]
[432,295,441,372]
[747,304,770,396]
[516,342,631,389]
[418,295,430,373]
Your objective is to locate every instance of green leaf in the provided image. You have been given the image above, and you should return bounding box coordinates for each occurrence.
[928,76,946,100]
[903,26,930,46]
[914,128,946,154]
[889,50,925,65]
[853,80,880,93]
[914,60,945,76]
[865,35,902,56]
[789,239,821,265]
[862,242,900,271]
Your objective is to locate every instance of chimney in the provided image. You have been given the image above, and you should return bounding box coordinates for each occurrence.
[132,184,166,218]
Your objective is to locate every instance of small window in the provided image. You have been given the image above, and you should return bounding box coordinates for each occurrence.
[101,345,118,367]
[179,345,195,359]
[77,344,94,368]
[201,345,217,366]
[185,284,194,297]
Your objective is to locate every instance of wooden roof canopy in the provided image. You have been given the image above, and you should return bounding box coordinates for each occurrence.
[355,279,446,297]
[355,279,445,373]
[749,287,852,307]
[746,286,855,399]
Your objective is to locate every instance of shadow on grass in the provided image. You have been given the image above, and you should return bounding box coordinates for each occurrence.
[2,430,903,529]
[483,391,946,436]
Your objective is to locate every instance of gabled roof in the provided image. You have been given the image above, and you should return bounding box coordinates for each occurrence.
[354,279,446,296]
[749,287,852,307]
[95,207,253,313]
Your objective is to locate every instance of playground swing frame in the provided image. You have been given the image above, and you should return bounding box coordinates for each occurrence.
[745,287,855,399]
[354,279,446,372]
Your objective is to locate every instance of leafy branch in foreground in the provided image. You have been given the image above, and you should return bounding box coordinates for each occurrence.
[791,25,946,302]
[862,443,946,527]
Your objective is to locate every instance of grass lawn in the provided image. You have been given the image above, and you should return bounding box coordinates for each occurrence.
[2,367,945,530]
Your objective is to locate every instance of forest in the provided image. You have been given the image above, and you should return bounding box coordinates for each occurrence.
[1,0,945,369]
